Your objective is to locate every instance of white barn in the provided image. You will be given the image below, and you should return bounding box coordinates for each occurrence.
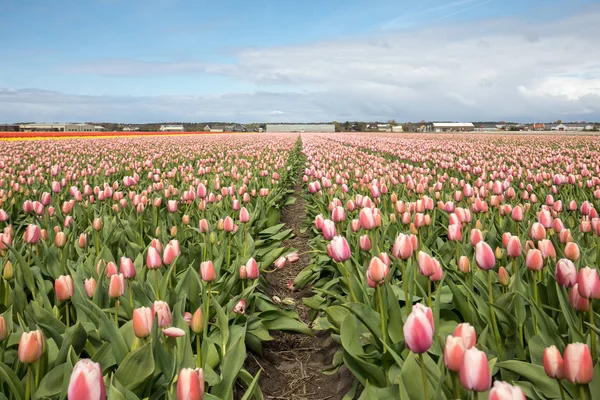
[431,122,474,132]
[159,125,184,132]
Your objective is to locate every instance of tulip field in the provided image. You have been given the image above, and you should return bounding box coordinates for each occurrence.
[1,132,600,400]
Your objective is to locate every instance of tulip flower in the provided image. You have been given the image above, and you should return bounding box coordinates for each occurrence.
[245,258,259,279]
[120,257,136,279]
[146,247,162,270]
[286,252,299,263]
[555,259,577,288]
[359,235,371,251]
[153,301,173,328]
[392,233,413,260]
[458,256,471,274]
[176,368,204,400]
[506,236,522,258]
[55,275,74,302]
[525,249,544,271]
[108,274,125,299]
[543,346,565,379]
[68,359,106,400]
[453,323,477,349]
[475,241,495,270]
[133,307,153,339]
[24,224,41,244]
[359,207,376,230]
[163,327,186,338]
[233,299,246,314]
[200,261,215,282]
[489,381,525,400]
[563,343,593,385]
[404,304,434,399]
[444,335,465,372]
[367,257,388,285]
[417,251,436,277]
[322,219,337,240]
[460,348,491,393]
[273,256,286,270]
[18,330,44,364]
[330,236,351,263]
[84,278,97,298]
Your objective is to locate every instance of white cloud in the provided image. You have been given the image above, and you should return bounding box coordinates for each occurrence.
[5,6,600,122]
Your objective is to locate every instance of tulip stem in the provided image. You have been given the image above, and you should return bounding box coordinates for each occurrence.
[512,257,519,292]
[243,223,247,258]
[453,373,461,400]
[65,301,70,327]
[488,271,503,358]
[4,279,8,306]
[590,301,596,360]
[114,300,120,324]
[557,379,565,400]
[203,282,211,367]
[376,284,387,353]
[25,365,31,400]
[129,282,134,308]
[530,270,539,335]
[473,391,479,400]
[227,235,231,270]
[418,353,429,400]
[35,360,40,388]
[579,385,586,400]
[154,269,160,300]
[400,260,410,314]
[196,335,202,368]
[339,262,357,302]
[427,279,432,308]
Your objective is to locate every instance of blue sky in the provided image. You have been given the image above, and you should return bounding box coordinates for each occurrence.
[1,0,600,123]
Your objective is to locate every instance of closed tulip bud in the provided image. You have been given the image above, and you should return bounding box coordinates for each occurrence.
[475,241,495,270]
[458,256,471,274]
[246,258,259,279]
[0,316,6,341]
[429,259,444,282]
[223,216,235,232]
[120,257,136,279]
[444,336,465,372]
[392,233,413,260]
[563,343,593,384]
[153,301,172,328]
[198,219,209,233]
[529,222,546,241]
[132,307,154,338]
[55,275,74,302]
[330,236,351,262]
[359,207,376,230]
[555,259,577,287]
[538,209,553,229]
[543,346,564,379]
[67,359,106,400]
[314,214,325,230]
[322,219,337,240]
[460,348,491,392]
[359,235,372,251]
[418,251,436,276]
[378,252,391,267]
[209,232,216,244]
[331,206,346,222]
[78,233,87,248]
[564,242,580,261]
[489,381,525,400]
[181,214,191,225]
[105,261,118,278]
[24,224,41,244]
[176,368,204,400]
[191,307,204,334]
[538,239,556,259]
[511,206,524,222]
[40,229,48,241]
[525,249,544,271]
[498,267,510,286]
[108,274,125,299]
[84,278,96,298]
[200,261,216,282]
[3,260,13,281]
[146,247,162,270]
[453,322,477,349]
[163,244,178,265]
[470,228,483,246]
[92,218,103,231]
[506,236,522,258]
[577,267,600,299]
[367,257,389,284]
[403,304,434,353]
[389,213,397,224]
[239,207,250,223]
[448,224,462,242]
[494,247,504,260]
[54,231,66,249]
[569,284,590,311]
[18,330,44,364]
[170,226,178,237]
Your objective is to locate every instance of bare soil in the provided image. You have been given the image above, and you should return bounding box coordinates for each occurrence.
[243,168,354,399]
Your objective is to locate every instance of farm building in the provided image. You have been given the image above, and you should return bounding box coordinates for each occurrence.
[430,122,474,132]
[19,123,102,132]
[549,124,594,131]
[0,124,19,132]
[159,125,184,132]
[266,124,336,133]
[474,124,499,132]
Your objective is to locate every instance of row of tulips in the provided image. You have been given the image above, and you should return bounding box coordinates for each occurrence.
[0,135,310,399]
[293,133,600,399]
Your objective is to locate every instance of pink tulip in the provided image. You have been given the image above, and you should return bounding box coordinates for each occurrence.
[543,346,564,379]
[448,224,462,242]
[223,216,235,232]
[525,249,544,271]
[273,256,286,270]
[417,251,436,276]
[329,236,351,262]
[153,301,173,328]
[506,236,522,258]
[55,275,74,302]
[239,207,250,223]
[133,307,153,338]
[196,256,215,280]
[359,235,372,251]
[367,257,388,285]
[18,330,44,364]
[489,381,525,400]
[555,259,577,288]
[322,219,337,240]
[84,278,97,298]
[120,257,136,279]
[453,322,477,349]
[392,233,413,260]
[359,207,376,230]
[460,348,491,392]
[108,274,125,299]
[24,224,41,244]
[529,222,546,241]
[163,327,186,338]
[563,343,593,384]
[569,284,590,312]
[68,359,106,400]
[577,267,600,299]
[564,242,580,262]
[403,304,434,354]
[286,252,299,263]
[146,247,162,270]
[444,336,465,372]
[233,299,246,314]
[176,368,204,400]
[537,239,556,259]
[475,241,495,270]
[245,258,259,279]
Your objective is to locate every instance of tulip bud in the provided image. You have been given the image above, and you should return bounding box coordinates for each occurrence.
[403,304,434,354]
[0,316,7,341]
[132,307,153,338]
[458,256,471,274]
[176,368,204,400]
[564,242,580,262]
[555,259,577,288]
[55,275,74,302]
[18,330,44,364]
[200,261,216,282]
[563,343,593,384]
[569,284,590,312]
[367,257,389,285]
[67,359,106,400]
[54,231,67,249]
[444,336,465,372]
[489,381,525,400]
[3,260,13,281]
[153,301,173,328]
[108,274,125,299]
[78,233,87,248]
[475,241,495,270]
[543,346,564,379]
[498,267,510,286]
[460,348,491,392]
[525,249,544,271]
[191,307,204,334]
[453,322,477,349]
[84,278,96,298]
[92,218,103,231]
[146,247,162,270]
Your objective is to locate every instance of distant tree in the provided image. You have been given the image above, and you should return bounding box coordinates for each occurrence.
[387,119,397,126]
[554,120,562,124]
[343,121,351,131]
[333,121,341,132]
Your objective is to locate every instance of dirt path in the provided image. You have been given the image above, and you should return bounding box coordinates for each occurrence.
[247,140,354,400]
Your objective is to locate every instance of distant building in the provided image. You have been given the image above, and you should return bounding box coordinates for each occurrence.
[392,125,403,133]
[431,122,474,133]
[159,125,184,132]
[19,123,102,132]
[123,126,140,132]
[377,123,391,132]
[265,124,336,133]
[533,123,545,131]
[474,124,499,132]
[549,124,592,132]
[0,124,19,132]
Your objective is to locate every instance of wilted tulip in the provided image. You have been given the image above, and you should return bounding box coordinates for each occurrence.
[233,299,246,314]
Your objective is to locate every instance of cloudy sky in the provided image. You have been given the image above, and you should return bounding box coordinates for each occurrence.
[1,0,600,123]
